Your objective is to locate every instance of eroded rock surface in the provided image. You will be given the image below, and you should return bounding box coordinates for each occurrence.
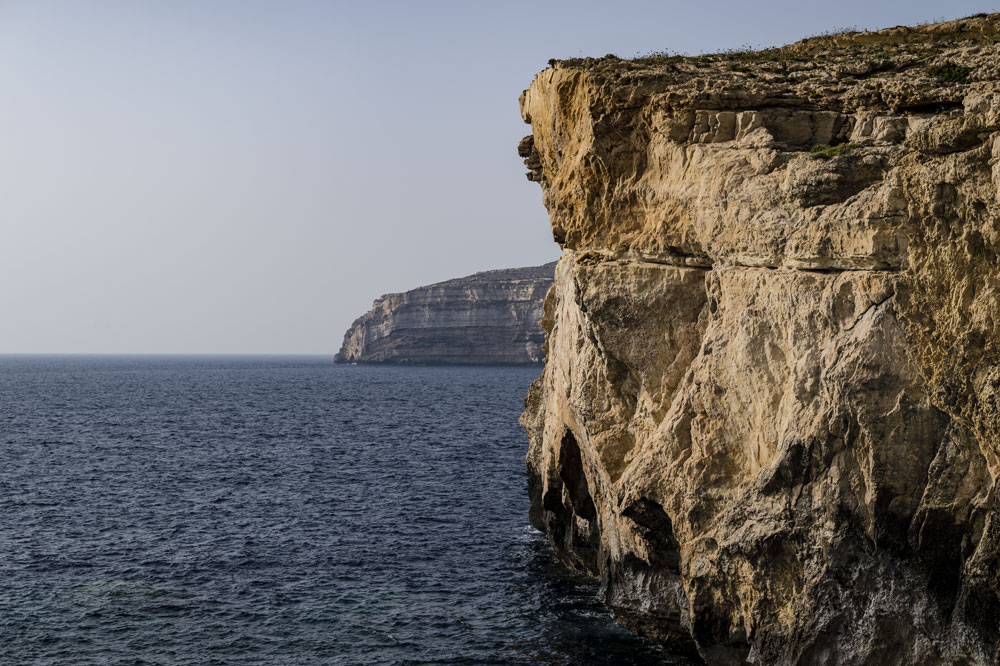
[520,14,1000,665]
[335,264,554,364]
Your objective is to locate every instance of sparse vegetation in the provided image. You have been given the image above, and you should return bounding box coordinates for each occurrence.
[717,46,810,64]
[928,62,972,83]
[801,26,861,41]
[809,143,855,158]
[629,49,685,67]
[913,48,943,60]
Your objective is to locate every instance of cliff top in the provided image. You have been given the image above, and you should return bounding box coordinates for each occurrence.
[347,262,556,328]
[428,261,556,291]
[396,262,556,293]
[540,12,1000,114]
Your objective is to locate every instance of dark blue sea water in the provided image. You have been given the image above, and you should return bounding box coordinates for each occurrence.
[0,357,692,665]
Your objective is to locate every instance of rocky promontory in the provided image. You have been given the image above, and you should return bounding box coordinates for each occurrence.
[334,264,554,364]
[520,13,1000,665]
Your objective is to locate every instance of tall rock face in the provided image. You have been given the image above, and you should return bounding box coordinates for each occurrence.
[334,264,554,364]
[520,14,1000,666]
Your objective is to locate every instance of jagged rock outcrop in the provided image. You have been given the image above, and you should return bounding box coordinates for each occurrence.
[334,264,554,364]
[519,14,1000,665]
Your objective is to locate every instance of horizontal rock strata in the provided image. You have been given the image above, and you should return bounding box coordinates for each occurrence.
[519,13,1000,665]
[334,264,554,364]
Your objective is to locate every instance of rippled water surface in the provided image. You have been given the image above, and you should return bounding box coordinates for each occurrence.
[0,357,694,665]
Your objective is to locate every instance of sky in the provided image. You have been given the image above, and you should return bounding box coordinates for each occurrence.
[0,0,992,354]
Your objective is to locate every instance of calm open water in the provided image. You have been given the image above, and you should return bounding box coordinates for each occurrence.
[0,356,692,665]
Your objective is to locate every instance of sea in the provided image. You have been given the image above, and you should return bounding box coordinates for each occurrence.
[0,356,696,665]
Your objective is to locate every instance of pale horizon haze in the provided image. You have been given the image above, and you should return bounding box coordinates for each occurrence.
[0,0,991,353]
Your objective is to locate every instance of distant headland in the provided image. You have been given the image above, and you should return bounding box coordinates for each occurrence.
[334,263,555,365]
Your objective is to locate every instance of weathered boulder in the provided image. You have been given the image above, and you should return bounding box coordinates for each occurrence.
[335,264,554,364]
[520,14,1000,665]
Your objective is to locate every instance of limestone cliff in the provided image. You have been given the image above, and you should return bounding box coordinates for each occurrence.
[519,14,1000,665]
[334,264,554,364]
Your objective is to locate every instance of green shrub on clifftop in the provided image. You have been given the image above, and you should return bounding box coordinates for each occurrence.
[928,62,972,83]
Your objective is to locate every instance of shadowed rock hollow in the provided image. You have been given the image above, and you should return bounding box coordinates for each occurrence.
[519,13,1000,665]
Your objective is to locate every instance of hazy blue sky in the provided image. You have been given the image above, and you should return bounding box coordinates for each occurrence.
[0,1,990,353]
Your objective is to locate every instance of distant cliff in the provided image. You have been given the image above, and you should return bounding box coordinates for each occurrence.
[334,263,555,364]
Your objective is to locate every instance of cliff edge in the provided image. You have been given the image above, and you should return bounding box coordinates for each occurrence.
[334,264,554,364]
[520,13,1000,665]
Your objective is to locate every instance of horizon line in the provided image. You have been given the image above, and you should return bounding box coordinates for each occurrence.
[0,352,337,357]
